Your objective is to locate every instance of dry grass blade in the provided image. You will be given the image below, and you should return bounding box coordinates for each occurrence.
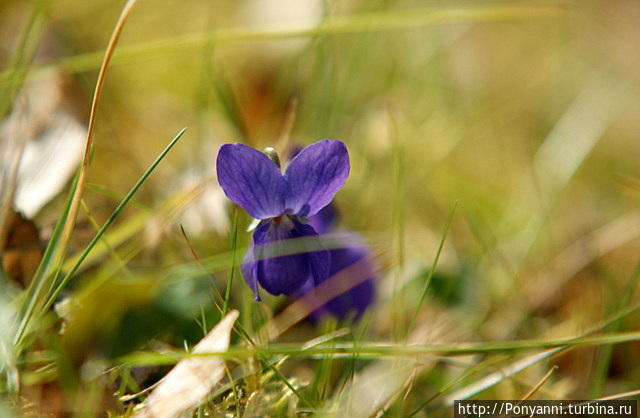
[519,365,558,401]
[440,348,563,407]
[323,312,455,418]
[259,257,381,343]
[327,359,418,417]
[590,389,640,402]
[133,310,239,418]
[528,211,640,308]
[56,0,138,268]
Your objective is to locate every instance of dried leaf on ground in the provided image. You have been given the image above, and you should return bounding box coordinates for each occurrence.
[133,310,239,418]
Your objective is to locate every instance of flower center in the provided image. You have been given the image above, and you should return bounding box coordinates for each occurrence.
[269,213,300,230]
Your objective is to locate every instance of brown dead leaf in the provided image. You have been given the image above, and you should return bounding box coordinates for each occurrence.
[133,310,239,418]
[1,208,42,286]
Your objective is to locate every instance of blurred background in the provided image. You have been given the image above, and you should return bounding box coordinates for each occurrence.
[1,0,639,416]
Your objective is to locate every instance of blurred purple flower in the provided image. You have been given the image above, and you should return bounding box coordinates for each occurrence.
[300,204,376,321]
[216,140,349,299]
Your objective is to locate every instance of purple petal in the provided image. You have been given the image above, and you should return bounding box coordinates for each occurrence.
[216,143,286,219]
[323,245,376,319]
[308,203,339,235]
[308,242,331,286]
[241,250,261,301]
[300,231,376,321]
[253,218,330,296]
[284,140,349,217]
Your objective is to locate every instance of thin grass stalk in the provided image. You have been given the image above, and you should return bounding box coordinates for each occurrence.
[118,330,640,365]
[54,0,139,283]
[406,201,458,337]
[0,0,48,119]
[13,172,78,349]
[42,127,187,314]
[1,4,565,82]
[222,209,239,315]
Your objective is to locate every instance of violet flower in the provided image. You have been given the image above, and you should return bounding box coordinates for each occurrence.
[216,140,349,300]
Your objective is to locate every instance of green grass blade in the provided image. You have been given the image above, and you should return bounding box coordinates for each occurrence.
[39,128,186,321]
[406,201,458,335]
[0,0,48,120]
[1,5,564,83]
[118,330,640,365]
[13,171,79,349]
[589,261,640,397]
[222,209,239,315]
